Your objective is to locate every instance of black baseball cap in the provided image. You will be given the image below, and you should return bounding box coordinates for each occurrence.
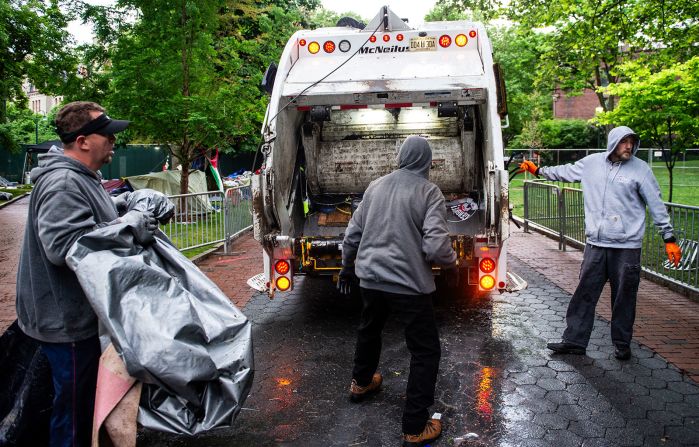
[59,113,130,143]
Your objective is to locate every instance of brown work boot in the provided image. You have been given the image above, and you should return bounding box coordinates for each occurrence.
[349,372,382,402]
[402,418,442,446]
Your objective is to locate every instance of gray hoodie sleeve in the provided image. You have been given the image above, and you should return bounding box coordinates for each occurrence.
[539,158,586,183]
[422,188,457,266]
[342,200,364,267]
[37,190,104,265]
[639,170,674,240]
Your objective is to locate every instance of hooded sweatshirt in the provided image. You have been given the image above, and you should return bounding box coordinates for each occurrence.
[342,136,456,295]
[16,147,118,342]
[538,126,673,248]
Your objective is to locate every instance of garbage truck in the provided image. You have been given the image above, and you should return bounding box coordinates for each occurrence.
[252,6,511,297]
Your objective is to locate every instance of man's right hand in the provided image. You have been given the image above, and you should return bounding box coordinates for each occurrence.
[337,265,356,295]
[518,160,540,176]
[120,210,158,245]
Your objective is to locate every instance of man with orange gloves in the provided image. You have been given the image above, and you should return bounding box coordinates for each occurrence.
[519,126,681,360]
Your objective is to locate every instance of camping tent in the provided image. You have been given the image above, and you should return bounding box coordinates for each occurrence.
[126,170,212,212]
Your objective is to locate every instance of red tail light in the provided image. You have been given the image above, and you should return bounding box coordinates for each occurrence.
[479,258,496,273]
[383,34,390,42]
[439,35,451,47]
[323,41,335,53]
[275,260,290,275]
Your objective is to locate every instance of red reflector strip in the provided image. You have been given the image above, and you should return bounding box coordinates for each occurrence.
[297,103,443,111]
[340,104,368,110]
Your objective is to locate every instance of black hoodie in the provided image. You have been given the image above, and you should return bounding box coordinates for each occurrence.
[342,136,456,295]
[16,148,118,342]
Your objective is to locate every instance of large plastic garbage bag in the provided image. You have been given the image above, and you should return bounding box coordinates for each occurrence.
[65,190,253,435]
[0,321,53,446]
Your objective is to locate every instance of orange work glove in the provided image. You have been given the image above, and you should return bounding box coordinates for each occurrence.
[518,160,539,176]
[665,242,682,267]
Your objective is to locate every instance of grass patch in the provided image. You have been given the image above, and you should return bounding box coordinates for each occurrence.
[0,185,33,200]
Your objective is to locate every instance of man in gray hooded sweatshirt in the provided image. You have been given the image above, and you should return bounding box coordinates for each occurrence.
[519,126,682,361]
[340,136,457,446]
[15,101,157,447]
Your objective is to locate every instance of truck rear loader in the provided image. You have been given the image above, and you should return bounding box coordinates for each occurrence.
[252,6,511,297]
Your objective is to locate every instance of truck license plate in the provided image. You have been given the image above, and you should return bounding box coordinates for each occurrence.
[410,37,436,51]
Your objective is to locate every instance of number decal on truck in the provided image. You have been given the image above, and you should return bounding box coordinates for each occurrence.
[410,37,436,51]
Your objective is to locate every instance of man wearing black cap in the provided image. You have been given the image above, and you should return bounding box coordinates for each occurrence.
[15,101,157,447]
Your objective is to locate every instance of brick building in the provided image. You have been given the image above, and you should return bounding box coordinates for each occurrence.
[552,87,600,119]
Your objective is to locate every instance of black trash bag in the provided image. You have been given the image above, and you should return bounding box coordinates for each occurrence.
[0,321,53,447]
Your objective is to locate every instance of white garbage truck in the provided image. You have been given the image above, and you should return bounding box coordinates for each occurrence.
[252,6,511,297]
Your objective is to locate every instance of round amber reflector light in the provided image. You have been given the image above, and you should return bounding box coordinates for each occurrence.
[480,275,495,290]
[275,260,290,275]
[455,34,468,47]
[308,41,320,54]
[479,257,495,273]
[276,276,291,291]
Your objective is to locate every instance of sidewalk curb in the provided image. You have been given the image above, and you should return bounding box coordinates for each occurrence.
[0,192,30,210]
[190,227,254,265]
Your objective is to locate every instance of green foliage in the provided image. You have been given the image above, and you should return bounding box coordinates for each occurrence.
[306,7,365,28]
[0,103,57,152]
[596,57,699,201]
[0,0,76,125]
[488,25,550,144]
[432,0,504,21]
[97,0,312,193]
[510,119,598,150]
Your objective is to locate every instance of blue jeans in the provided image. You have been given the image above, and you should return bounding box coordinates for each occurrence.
[40,337,101,447]
[563,245,642,348]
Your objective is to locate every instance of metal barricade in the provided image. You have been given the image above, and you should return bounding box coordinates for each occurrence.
[523,181,566,251]
[161,186,252,252]
[522,180,699,295]
[642,203,699,293]
[223,185,253,254]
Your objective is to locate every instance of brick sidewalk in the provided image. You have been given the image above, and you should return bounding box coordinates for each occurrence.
[194,231,263,310]
[508,226,699,383]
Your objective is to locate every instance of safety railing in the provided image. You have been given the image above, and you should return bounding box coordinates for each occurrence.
[161,186,252,252]
[523,180,699,296]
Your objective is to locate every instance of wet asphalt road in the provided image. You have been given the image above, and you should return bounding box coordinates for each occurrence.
[139,257,699,447]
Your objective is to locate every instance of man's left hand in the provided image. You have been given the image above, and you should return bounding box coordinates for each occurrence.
[665,242,682,267]
[337,265,356,295]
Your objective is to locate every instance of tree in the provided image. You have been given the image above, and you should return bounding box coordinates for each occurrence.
[0,0,76,124]
[81,0,316,194]
[425,3,550,144]
[439,0,699,113]
[596,57,699,202]
[306,7,365,29]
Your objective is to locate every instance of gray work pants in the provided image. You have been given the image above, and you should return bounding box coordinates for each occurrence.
[563,244,642,348]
